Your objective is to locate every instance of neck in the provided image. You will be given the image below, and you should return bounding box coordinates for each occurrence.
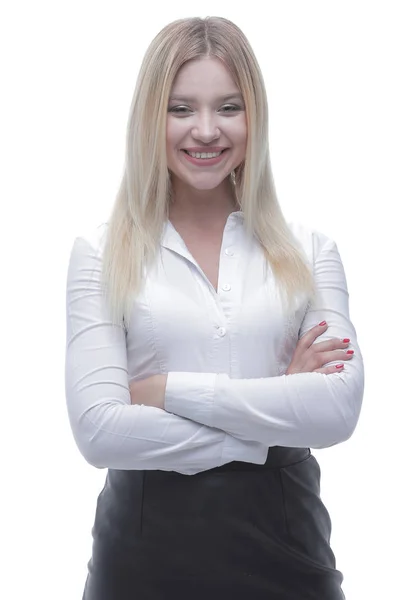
[168,177,239,227]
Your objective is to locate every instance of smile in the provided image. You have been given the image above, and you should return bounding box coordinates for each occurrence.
[181,148,229,166]
[184,150,224,158]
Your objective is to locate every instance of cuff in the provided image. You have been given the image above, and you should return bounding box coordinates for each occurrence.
[220,435,268,466]
[164,372,217,426]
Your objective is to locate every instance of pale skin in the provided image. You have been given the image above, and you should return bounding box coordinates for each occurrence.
[129,56,354,408]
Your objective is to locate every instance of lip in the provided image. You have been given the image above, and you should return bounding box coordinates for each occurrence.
[181,148,229,167]
[182,147,229,153]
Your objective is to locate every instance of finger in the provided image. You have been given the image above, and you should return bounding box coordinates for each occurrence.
[314,364,345,374]
[299,322,329,350]
[315,350,354,366]
[306,349,353,372]
[312,337,351,353]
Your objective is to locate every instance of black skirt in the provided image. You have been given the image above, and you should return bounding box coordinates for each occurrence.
[82,447,345,599]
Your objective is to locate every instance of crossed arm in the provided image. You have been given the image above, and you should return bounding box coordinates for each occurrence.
[65,236,268,475]
[130,239,364,449]
[65,235,364,475]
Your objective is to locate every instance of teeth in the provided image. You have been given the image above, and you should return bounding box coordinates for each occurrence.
[186,150,224,159]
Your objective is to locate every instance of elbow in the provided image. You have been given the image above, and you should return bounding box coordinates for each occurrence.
[313,373,364,448]
[69,409,116,469]
[74,431,110,469]
[313,404,362,449]
[70,404,147,470]
[311,425,353,450]
[84,449,109,470]
[341,411,361,442]
[329,417,358,446]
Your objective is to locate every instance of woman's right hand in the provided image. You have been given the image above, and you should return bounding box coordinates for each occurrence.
[286,321,354,375]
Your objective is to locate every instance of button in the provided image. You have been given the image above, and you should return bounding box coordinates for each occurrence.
[221,284,231,292]
[224,248,234,256]
[217,327,226,337]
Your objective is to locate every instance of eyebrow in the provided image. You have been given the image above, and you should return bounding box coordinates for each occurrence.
[169,93,243,103]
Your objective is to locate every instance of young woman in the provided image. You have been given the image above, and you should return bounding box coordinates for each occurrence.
[65,16,364,599]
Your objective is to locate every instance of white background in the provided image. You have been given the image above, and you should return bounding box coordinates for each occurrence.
[1,1,411,598]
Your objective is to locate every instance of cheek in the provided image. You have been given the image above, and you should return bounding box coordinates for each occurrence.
[166,124,179,166]
[166,122,174,149]
[166,117,185,146]
[166,119,177,151]
[231,117,247,147]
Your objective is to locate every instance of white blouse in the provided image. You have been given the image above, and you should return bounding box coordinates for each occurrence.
[65,212,364,475]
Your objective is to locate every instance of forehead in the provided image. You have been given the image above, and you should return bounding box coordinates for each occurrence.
[170,57,240,97]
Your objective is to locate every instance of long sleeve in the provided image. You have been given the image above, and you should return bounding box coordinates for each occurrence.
[65,236,268,474]
[164,236,365,449]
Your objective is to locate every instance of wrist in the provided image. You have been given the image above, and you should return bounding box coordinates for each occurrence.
[158,374,168,409]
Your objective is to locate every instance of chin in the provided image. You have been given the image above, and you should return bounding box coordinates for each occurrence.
[189,177,224,188]
[168,163,234,191]
[190,181,228,192]
[182,171,232,188]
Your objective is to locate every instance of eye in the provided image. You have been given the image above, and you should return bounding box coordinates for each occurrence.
[221,104,241,112]
[168,104,242,115]
[168,106,190,114]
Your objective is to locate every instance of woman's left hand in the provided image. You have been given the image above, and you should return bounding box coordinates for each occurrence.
[129,374,168,409]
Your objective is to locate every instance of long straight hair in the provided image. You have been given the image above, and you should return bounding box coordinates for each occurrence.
[101,16,315,329]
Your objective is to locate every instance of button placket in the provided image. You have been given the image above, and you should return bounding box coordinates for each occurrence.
[220,242,235,294]
[211,218,239,343]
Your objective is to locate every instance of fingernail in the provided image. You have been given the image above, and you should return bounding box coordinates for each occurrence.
[319,321,327,326]
[336,364,344,369]
[346,350,354,355]
[343,338,350,343]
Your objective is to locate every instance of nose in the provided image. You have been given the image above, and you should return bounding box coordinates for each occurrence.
[191,110,220,143]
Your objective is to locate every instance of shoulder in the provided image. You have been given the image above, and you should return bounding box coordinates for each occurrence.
[286,221,337,263]
[71,221,109,258]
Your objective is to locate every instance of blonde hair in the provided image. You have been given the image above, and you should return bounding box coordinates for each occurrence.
[102,16,315,329]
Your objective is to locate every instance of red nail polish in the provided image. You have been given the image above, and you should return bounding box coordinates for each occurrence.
[343,338,350,343]
[347,350,354,355]
[319,321,327,326]
[336,364,344,369]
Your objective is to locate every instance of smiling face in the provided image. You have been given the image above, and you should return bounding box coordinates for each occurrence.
[166,57,247,193]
